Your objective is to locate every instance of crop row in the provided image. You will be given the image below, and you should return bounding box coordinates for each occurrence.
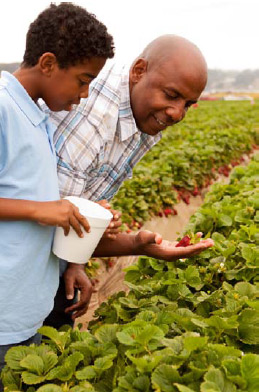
[112,100,259,228]
[2,156,258,391]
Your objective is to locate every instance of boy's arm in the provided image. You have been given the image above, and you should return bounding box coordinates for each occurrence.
[92,231,214,261]
[0,198,90,237]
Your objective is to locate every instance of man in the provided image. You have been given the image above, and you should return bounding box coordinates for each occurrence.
[44,35,213,328]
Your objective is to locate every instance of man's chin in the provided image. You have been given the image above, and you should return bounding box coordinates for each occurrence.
[140,127,161,136]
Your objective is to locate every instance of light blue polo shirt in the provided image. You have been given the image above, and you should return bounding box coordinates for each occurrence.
[0,71,60,345]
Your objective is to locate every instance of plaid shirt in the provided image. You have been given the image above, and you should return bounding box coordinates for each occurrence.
[48,64,161,201]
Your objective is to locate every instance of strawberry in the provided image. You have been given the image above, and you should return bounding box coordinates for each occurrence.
[182,195,190,204]
[164,208,173,217]
[176,235,191,247]
[192,186,199,196]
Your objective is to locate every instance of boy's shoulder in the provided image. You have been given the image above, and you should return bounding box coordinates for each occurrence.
[0,86,15,116]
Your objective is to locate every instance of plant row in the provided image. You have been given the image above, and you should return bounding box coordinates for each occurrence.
[2,155,258,391]
[112,100,259,229]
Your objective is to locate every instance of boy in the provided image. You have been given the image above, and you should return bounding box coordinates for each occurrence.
[0,2,114,378]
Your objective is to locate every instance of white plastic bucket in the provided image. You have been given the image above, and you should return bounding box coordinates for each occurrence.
[52,196,113,263]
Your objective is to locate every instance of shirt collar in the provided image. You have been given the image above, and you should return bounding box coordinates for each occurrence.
[117,67,140,142]
[1,71,48,127]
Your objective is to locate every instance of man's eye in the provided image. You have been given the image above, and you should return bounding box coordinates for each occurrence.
[164,91,177,99]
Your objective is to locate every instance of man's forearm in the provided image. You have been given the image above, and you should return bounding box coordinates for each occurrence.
[93,233,138,257]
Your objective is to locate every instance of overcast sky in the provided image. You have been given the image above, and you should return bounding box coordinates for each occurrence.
[1,0,258,70]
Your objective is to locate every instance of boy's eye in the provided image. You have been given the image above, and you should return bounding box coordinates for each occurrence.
[79,79,90,87]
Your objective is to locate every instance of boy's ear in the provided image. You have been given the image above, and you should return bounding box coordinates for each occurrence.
[38,52,58,76]
[130,58,148,84]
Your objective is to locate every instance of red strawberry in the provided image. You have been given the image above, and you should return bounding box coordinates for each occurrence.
[176,235,191,247]
[192,186,199,196]
[182,195,190,204]
[164,208,173,217]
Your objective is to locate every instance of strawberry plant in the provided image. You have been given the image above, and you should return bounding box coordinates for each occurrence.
[2,157,258,391]
[112,100,259,228]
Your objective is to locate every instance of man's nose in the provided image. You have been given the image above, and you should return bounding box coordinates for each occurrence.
[165,103,186,123]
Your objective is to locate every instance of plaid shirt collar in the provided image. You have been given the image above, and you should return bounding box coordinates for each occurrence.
[117,69,139,142]
[74,64,139,143]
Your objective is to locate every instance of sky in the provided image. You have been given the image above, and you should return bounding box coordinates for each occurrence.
[1,0,258,71]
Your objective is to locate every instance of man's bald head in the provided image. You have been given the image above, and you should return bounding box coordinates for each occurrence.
[139,34,207,84]
[129,35,207,136]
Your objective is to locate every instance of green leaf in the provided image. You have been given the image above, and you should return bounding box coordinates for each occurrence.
[174,384,196,392]
[246,300,259,310]
[46,352,83,382]
[218,214,232,227]
[222,360,246,389]
[21,371,46,385]
[76,366,96,380]
[205,316,238,330]
[135,325,165,347]
[241,245,259,267]
[5,346,32,371]
[201,368,236,392]
[36,385,63,392]
[70,381,95,391]
[116,330,136,346]
[38,326,69,352]
[152,364,181,391]
[126,352,163,373]
[208,344,241,360]
[184,266,202,288]
[0,367,20,390]
[234,282,256,299]
[20,354,44,375]
[238,310,259,345]
[133,375,150,391]
[241,354,259,392]
[42,351,58,373]
[183,336,208,352]
[94,324,118,344]
[94,356,113,371]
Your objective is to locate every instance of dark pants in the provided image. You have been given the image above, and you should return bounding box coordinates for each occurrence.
[43,276,78,330]
[0,333,41,391]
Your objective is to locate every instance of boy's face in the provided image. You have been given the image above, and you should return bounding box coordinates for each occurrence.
[42,57,106,111]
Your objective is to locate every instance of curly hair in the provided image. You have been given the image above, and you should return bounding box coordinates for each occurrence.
[23,2,115,68]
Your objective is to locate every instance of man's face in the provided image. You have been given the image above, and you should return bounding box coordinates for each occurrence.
[129,57,207,135]
[42,57,106,111]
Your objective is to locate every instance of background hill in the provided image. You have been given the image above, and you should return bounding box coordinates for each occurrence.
[1,63,259,92]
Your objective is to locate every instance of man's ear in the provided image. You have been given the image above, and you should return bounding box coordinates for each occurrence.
[130,58,148,83]
[38,52,58,76]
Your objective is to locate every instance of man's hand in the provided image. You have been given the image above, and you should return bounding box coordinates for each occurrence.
[34,199,90,237]
[96,199,122,239]
[63,263,93,320]
[134,230,214,261]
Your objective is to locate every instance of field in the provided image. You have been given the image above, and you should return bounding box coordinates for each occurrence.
[1,101,258,391]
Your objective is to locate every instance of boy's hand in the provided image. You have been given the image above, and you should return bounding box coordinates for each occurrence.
[96,199,122,239]
[134,230,214,261]
[34,199,90,237]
